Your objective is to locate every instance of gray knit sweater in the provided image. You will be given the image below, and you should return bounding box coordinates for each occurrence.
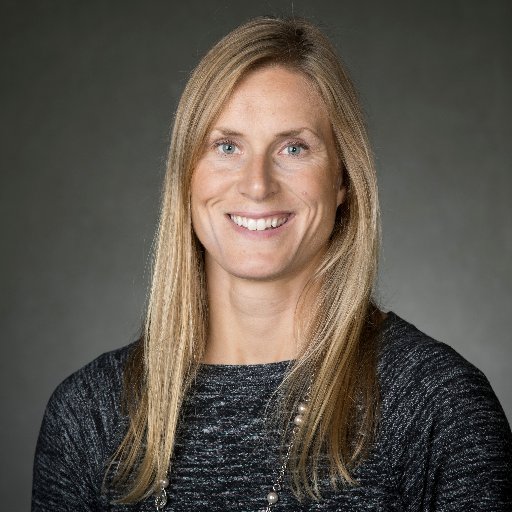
[32,312,512,511]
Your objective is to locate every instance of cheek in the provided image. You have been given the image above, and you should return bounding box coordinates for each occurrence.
[190,173,210,238]
[190,169,230,246]
[190,169,216,214]
[191,163,234,204]
[297,175,339,212]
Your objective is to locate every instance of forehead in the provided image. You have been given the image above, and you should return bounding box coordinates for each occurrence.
[211,65,331,130]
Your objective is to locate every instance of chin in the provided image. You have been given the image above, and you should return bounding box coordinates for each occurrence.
[222,260,291,282]
[228,268,285,282]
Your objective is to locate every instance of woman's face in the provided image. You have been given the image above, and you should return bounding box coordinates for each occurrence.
[191,66,345,282]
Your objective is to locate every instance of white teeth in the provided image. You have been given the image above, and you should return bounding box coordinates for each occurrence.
[230,214,289,231]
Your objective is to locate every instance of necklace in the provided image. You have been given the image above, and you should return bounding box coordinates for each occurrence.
[153,398,310,510]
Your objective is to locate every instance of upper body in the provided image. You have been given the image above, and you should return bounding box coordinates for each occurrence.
[32,312,512,511]
[31,16,512,512]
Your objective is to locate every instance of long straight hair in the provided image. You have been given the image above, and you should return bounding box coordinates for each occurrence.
[109,16,381,502]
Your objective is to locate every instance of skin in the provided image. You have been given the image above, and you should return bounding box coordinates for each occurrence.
[191,66,346,364]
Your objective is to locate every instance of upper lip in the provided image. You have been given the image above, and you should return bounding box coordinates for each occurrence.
[227,211,292,219]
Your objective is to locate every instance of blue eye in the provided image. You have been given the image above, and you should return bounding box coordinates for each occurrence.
[286,144,303,156]
[220,142,236,154]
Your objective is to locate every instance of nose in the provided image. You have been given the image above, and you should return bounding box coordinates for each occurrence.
[237,154,278,201]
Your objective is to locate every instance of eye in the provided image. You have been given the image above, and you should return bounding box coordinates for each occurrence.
[214,140,239,155]
[286,144,302,156]
[282,142,308,157]
[221,143,236,154]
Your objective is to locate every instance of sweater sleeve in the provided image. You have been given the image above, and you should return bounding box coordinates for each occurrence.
[31,347,129,512]
[384,335,512,511]
[32,378,102,511]
[428,368,512,510]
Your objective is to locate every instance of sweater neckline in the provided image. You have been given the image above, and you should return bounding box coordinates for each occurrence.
[194,358,292,388]
[193,311,397,389]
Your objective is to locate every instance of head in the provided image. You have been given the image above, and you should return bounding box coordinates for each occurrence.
[162,16,379,289]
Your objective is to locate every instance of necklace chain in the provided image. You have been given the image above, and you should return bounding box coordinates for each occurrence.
[263,405,304,512]
[154,379,314,511]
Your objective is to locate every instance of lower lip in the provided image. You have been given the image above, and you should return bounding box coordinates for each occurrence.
[226,215,294,238]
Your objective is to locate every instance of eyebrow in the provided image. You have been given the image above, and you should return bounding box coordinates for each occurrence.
[210,127,322,140]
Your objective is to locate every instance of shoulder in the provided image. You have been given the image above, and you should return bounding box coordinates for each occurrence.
[377,312,490,401]
[47,341,136,413]
[33,341,140,505]
[40,341,139,458]
[376,311,511,442]
[376,312,512,483]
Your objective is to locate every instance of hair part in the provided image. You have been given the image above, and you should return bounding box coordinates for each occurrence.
[108,15,381,503]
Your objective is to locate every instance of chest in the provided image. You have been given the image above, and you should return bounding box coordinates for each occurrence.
[104,390,401,511]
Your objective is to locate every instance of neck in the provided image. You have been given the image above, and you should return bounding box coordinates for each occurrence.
[202,260,315,365]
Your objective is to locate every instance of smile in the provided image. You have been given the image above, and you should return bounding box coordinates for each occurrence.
[229,214,290,231]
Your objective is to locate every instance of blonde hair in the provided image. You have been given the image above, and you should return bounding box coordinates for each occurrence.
[110,16,381,502]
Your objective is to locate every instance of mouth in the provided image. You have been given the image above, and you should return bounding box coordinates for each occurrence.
[228,213,291,231]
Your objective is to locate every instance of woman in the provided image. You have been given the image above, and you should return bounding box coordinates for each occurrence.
[32,16,511,511]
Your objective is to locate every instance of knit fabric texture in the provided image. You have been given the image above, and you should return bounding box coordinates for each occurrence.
[32,312,512,511]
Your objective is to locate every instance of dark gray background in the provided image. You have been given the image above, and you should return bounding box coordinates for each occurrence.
[1,1,511,509]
